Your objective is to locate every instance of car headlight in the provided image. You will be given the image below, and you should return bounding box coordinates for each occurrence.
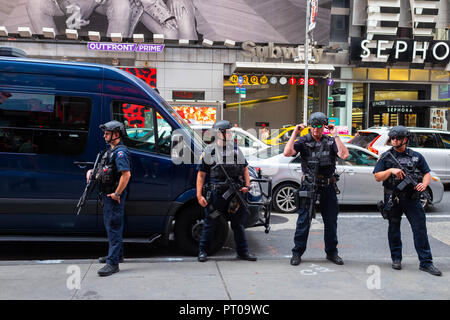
[249,181,262,197]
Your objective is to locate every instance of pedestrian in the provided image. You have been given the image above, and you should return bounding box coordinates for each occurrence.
[283,112,349,266]
[373,126,442,276]
[260,124,269,141]
[196,120,257,262]
[86,120,131,277]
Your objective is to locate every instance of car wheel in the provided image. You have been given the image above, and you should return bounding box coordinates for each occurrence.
[273,183,299,213]
[174,205,229,256]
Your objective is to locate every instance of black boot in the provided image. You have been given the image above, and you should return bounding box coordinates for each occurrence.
[198,250,208,262]
[420,264,442,276]
[326,254,344,265]
[392,260,402,270]
[97,264,120,277]
[237,252,257,261]
[290,253,301,266]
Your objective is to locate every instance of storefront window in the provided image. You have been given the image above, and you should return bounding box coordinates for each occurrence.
[351,83,366,135]
[353,68,367,80]
[389,69,409,81]
[368,68,388,80]
[430,71,450,82]
[410,69,429,81]
[374,91,418,101]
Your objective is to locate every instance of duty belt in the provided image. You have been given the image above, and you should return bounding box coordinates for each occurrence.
[302,175,337,186]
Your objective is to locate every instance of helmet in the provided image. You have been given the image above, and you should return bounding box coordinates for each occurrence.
[307,112,328,126]
[99,120,125,136]
[212,120,232,132]
[388,126,410,139]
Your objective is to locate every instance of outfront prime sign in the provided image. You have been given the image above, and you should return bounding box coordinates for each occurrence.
[350,37,450,65]
[87,42,165,53]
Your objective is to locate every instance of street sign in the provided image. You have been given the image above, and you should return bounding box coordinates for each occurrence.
[250,76,259,84]
[270,77,278,84]
[289,77,297,85]
[240,87,246,93]
[235,87,240,94]
[230,74,238,83]
[238,76,244,85]
[260,75,268,85]
[327,78,334,86]
[279,77,287,85]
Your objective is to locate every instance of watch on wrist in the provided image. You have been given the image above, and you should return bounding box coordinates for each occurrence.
[114,192,121,197]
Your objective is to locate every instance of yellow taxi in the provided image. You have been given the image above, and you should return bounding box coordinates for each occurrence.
[263,125,353,145]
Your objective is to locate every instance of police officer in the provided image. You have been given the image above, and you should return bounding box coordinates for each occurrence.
[284,112,349,266]
[373,126,442,276]
[196,120,257,262]
[87,120,131,277]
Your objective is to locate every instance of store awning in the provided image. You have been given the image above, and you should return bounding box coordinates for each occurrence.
[231,62,335,76]
[371,100,450,108]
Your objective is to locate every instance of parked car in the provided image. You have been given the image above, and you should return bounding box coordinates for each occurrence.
[263,125,353,145]
[0,51,270,256]
[350,127,450,183]
[190,124,269,157]
[248,144,444,213]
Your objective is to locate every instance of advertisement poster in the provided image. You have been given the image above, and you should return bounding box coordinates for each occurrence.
[172,105,216,125]
[430,107,448,130]
[0,0,332,44]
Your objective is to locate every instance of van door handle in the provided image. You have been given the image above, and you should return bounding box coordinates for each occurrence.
[347,169,356,175]
[73,161,94,169]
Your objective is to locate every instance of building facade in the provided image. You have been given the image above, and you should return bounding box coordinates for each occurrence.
[0,0,448,133]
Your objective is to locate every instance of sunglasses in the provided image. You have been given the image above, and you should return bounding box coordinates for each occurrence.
[311,124,324,129]
[391,136,405,141]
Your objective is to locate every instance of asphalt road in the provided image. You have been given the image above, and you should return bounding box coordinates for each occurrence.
[0,185,448,301]
[0,185,449,263]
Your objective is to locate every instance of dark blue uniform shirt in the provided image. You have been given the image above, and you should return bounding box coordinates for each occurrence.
[293,135,339,177]
[111,143,131,172]
[373,148,430,190]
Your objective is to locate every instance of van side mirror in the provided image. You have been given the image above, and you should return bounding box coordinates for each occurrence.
[171,131,193,165]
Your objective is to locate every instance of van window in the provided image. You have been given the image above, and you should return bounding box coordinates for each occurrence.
[113,102,173,155]
[0,91,91,155]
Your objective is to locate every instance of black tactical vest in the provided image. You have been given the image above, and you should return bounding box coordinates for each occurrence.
[383,148,422,193]
[300,134,336,176]
[204,143,246,183]
[97,145,124,193]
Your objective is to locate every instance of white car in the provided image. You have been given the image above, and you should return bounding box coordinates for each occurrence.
[190,124,269,157]
[350,127,450,183]
[248,144,444,213]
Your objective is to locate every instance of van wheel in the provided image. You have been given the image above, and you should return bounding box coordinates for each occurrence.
[174,205,229,256]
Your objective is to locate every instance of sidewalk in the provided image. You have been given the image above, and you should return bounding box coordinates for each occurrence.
[0,256,449,300]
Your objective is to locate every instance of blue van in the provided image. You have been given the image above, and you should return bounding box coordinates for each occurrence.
[0,48,271,255]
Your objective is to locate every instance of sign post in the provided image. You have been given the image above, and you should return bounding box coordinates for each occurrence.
[237,76,244,127]
[303,0,311,124]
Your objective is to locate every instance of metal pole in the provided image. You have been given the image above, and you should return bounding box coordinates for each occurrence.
[238,89,242,127]
[303,0,310,124]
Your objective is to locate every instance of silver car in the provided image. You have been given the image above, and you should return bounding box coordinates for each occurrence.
[350,127,450,183]
[248,144,444,213]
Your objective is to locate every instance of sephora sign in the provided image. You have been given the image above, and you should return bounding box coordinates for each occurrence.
[350,38,450,64]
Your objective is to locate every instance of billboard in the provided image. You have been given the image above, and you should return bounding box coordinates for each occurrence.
[0,0,331,45]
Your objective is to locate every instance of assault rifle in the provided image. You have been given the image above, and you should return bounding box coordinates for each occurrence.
[75,151,103,215]
[298,159,320,224]
[218,164,249,214]
[384,150,431,201]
